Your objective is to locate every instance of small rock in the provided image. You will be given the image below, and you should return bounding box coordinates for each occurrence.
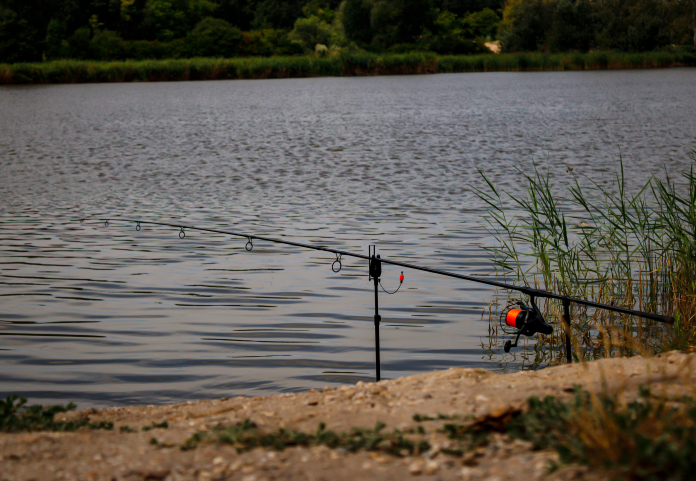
[409,461,424,475]
[370,384,386,394]
[461,452,478,467]
[425,461,439,475]
[212,456,224,465]
[460,467,482,480]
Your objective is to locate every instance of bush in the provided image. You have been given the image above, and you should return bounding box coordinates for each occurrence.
[92,30,128,60]
[186,17,243,58]
[289,15,334,52]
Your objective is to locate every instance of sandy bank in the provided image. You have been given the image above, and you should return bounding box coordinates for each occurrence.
[1,351,694,481]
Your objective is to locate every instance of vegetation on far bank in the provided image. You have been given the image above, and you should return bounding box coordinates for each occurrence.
[1,0,694,65]
[1,49,694,85]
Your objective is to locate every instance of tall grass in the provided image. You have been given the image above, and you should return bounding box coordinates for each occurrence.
[1,50,694,85]
[475,149,696,362]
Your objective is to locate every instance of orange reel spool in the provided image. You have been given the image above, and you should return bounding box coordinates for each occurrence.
[505,308,524,328]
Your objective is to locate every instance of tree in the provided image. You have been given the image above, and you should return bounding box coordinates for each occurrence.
[186,16,243,56]
[290,15,333,50]
[435,0,504,15]
[45,16,69,59]
[143,0,190,40]
[419,8,491,53]
[340,0,373,44]
[250,0,306,29]
[92,29,128,59]
[499,0,552,52]
[215,0,254,30]
[547,0,596,52]
[369,0,435,48]
[0,6,41,62]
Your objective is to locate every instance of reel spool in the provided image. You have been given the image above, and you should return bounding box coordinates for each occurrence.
[500,296,553,353]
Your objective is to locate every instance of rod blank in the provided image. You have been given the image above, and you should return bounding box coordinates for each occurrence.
[80,217,674,325]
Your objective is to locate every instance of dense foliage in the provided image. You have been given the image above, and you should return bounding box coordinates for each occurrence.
[500,0,696,52]
[0,0,694,66]
[0,0,503,62]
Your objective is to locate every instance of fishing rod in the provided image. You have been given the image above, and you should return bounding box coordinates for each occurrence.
[79,217,674,380]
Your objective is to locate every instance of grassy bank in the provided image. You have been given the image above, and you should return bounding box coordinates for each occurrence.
[0,50,694,85]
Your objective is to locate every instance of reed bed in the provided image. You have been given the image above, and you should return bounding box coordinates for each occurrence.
[0,50,693,85]
[475,149,696,364]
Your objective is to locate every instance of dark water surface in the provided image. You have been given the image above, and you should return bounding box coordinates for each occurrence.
[1,69,695,407]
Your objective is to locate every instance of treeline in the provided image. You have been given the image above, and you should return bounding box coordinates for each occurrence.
[0,0,694,64]
[500,0,696,53]
[0,0,502,63]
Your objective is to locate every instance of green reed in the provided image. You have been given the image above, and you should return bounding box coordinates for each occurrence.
[474,148,696,363]
[1,50,693,85]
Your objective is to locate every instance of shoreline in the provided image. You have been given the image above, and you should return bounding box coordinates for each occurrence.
[1,351,694,480]
[1,51,694,85]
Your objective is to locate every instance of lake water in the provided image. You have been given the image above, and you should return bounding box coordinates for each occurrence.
[1,68,695,408]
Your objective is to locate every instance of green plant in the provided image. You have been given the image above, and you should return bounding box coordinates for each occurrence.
[142,421,169,431]
[0,394,113,432]
[182,419,430,455]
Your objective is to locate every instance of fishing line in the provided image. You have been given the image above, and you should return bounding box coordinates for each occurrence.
[380,271,404,295]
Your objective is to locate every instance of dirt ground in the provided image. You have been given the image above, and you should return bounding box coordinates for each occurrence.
[1,350,694,481]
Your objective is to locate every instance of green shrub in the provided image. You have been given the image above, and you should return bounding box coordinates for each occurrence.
[0,394,112,432]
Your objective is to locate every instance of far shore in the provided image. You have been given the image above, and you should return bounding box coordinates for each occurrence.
[1,50,694,86]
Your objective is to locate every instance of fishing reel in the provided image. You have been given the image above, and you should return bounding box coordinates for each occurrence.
[500,296,553,353]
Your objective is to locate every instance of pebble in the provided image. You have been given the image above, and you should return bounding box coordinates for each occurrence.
[461,452,478,466]
[409,461,424,475]
[460,467,482,480]
[425,461,439,475]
